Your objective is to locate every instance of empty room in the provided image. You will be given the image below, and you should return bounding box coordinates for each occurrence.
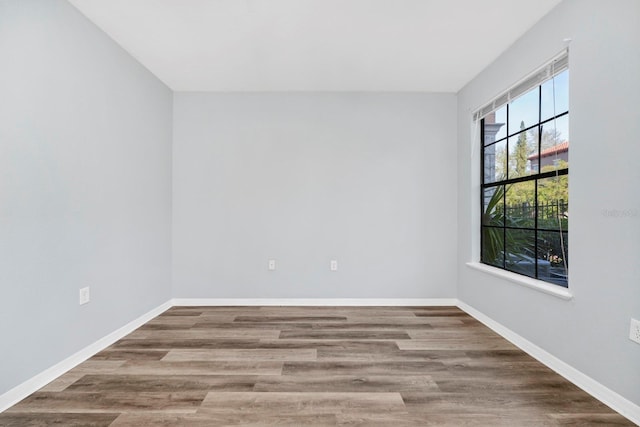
[0,0,639,425]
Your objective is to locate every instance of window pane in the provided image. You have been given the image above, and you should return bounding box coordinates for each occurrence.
[484,106,507,144]
[537,176,569,230]
[537,231,568,287]
[539,115,569,171]
[509,88,539,136]
[505,181,535,228]
[505,229,536,278]
[483,186,504,226]
[482,226,504,268]
[541,69,569,121]
[483,140,506,183]
[529,126,540,174]
[507,127,539,178]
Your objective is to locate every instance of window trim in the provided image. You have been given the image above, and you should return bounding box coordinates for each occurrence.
[466,262,573,300]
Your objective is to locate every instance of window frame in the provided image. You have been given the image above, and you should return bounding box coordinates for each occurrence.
[479,70,569,288]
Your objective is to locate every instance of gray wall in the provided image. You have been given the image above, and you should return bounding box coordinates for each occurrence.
[457,0,640,406]
[173,93,457,298]
[0,0,173,395]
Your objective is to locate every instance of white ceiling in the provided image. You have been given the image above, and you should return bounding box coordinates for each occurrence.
[68,0,562,92]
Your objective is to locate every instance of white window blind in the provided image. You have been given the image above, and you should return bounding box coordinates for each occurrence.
[473,50,569,122]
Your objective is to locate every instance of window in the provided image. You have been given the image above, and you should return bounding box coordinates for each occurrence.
[480,55,569,287]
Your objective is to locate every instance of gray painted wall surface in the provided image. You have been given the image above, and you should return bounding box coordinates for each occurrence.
[173,93,457,298]
[457,0,640,406]
[0,0,173,395]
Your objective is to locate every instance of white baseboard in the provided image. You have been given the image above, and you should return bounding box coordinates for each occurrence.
[171,298,458,307]
[0,300,172,413]
[457,301,640,426]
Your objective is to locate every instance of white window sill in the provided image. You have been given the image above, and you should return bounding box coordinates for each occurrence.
[466,262,573,300]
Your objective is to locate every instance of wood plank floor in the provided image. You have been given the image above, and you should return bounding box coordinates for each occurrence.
[1,306,634,426]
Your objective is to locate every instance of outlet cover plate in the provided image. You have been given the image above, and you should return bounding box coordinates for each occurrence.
[79,287,90,305]
[630,318,640,345]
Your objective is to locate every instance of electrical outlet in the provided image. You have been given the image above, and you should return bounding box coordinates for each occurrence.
[268,259,276,271]
[330,260,338,271]
[630,318,640,345]
[79,287,90,305]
